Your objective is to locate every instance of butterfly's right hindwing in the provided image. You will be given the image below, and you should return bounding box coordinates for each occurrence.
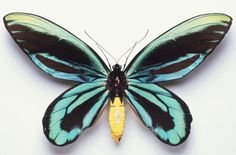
[125,81,192,145]
[43,81,109,146]
[4,12,109,83]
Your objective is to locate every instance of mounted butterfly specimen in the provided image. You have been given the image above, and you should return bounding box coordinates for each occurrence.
[4,12,232,146]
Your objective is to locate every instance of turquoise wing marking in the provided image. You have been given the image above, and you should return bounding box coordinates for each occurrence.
[126,13,232,83]
[43,81,109,146]
[4,12,109,83]
[125,81,192,145]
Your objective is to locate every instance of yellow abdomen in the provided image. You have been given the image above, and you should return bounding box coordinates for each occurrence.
[109,97,125,143]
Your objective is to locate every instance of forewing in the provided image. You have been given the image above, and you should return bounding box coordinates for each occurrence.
[4,12,109,83]
[43,80,109,146]
[125,81,192,145]
[126,13,232,83]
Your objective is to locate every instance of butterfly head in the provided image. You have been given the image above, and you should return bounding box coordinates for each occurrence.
[112,64,122,71]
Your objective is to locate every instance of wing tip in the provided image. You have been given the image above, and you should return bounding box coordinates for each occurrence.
[3,12,36,24]
[3,13,11,24]
[3,12,23,26]
[3,12,19,22]
[3,13,18,31]
[217,13,233,23]
[203,13,232,23]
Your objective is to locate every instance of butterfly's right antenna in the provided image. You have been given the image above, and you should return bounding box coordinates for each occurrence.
[121,29,149,70]
[84,31,117,70]
[122,42,137,70]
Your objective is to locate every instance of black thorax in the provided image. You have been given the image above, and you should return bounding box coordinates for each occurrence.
[106,64,127,102]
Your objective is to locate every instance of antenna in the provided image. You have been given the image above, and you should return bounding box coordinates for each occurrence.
[85,29,149,70]
[118,29,149,70]
[117,41,136,63]
[122,41,137,70]
[84,31,117,70]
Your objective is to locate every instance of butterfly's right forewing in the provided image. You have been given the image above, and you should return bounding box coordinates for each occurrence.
[126,14,232,83]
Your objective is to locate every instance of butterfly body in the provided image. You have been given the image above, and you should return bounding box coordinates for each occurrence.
[107,64,127,102]
[109,97,125,143]
[4,12,232,146]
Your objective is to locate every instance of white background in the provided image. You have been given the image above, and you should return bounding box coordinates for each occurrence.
[0,0,236,155]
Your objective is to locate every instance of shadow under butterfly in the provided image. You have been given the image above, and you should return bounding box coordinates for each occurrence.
[3,12,232,146]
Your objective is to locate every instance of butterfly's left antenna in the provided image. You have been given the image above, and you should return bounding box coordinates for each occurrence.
[84,31,117,70]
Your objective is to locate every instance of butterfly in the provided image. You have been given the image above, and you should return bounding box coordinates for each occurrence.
[4,12,232,146]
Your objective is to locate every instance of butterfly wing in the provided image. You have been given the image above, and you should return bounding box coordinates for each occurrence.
[43,80,109,146]
[125,13,232,83]
[4,12,109,83]
[124,13,232,145]
[125,81,192,145]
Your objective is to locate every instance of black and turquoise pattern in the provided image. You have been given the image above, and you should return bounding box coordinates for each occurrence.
[126,13,232,83]
[3,13,109,83]
[43,81,109,146]
[126,81,192,145]
[4,12,232,146]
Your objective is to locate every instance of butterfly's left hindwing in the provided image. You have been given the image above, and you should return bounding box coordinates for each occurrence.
[4,12,109,83]
[43,81,109,146]
[125,81,192,145]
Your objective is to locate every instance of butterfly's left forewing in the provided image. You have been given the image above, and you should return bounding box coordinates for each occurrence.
[4,12,109,83]
[43,80,109,146]
[125,81,192,145]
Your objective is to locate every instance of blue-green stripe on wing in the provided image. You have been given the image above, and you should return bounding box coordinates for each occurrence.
[125,81,192,145]
[126,13,232,83]
[4,12,109,83]
[43,81,109,146]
